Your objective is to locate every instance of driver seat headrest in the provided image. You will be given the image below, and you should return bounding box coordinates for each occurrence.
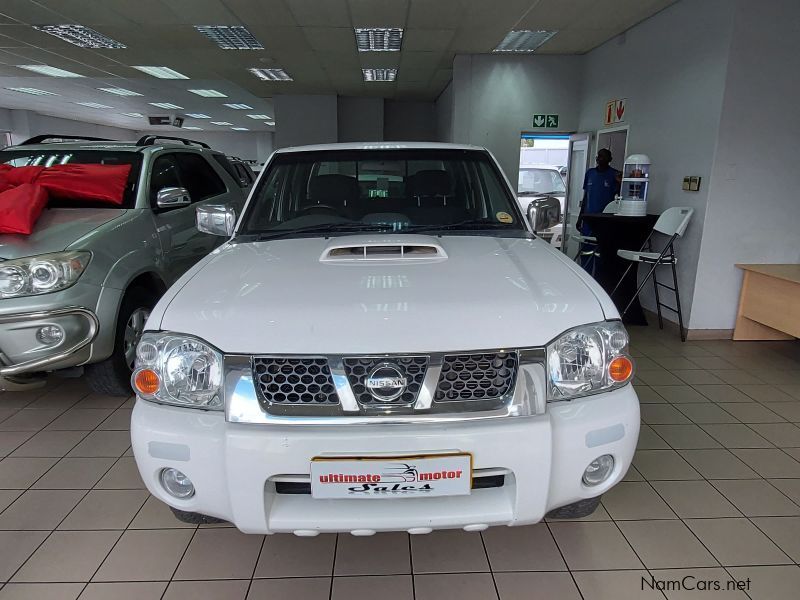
[308,174,359,207]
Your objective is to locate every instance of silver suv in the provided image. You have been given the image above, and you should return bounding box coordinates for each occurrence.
[0,134,247,395]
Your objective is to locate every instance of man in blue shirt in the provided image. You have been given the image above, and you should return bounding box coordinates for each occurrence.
[577,148,620,234]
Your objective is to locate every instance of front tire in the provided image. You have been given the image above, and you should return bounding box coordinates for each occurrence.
[86,287,157,397]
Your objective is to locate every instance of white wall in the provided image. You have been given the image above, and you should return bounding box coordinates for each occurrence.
[338,97,384,142]
[689,0,800,330]
[273,94,338,149]
[451,53,584,186]
[136,130,273,163]
[577,0,735,327]
[435,81,454,143]
[0,108,137,145]
[383,100,437,142]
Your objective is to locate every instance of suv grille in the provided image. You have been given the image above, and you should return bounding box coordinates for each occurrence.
[252,357,339,405]
[343,356,428,405]
[435,352,518,402]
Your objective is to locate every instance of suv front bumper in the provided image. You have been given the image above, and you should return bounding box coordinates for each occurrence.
[131,384,640,534]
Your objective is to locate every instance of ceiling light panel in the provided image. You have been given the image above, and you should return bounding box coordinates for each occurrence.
[246,114,271,119]
[362,68,397,82]
[17,64,84,77]
[195,25,264,50]
[248,68,292,81]
[34,25,126,49]
[494,30,557,52]
[186,113,211,119]
[121,112,144,117]
[76,101,112,109]
[98,87,142,96]
[149,102,183,109]
[132,66,189,79]
[355,28,403,51]
[210,121,232,125]
[6,87,58,96]
[223,103,252,109]
[183,126,203,130]
[231,127,249,131]
[188,89,227,97]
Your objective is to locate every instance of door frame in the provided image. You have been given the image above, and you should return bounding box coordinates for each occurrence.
[595,124,629,169]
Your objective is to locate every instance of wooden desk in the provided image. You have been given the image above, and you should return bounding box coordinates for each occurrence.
[734,264,800,340]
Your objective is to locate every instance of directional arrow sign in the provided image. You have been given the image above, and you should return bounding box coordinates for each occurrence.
[532,114,546,127]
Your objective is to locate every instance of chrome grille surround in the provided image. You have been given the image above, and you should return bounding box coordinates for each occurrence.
[227,348,545,424]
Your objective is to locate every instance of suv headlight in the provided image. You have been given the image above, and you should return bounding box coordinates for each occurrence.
[0,251,91,299]
[547,321,634,401]
[131,332,223,410]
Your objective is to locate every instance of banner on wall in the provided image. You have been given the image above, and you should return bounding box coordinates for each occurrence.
[604,98,627,126]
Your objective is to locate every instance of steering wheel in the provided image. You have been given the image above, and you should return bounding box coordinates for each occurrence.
[298,203,341,216]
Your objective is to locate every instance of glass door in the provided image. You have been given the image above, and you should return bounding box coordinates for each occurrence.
[562,133,591,258]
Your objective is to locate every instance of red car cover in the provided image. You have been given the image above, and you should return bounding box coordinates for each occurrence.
[0,163,132,235]
[0,183,49,235]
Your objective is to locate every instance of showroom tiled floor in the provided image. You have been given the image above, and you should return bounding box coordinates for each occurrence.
[1,326,800,599]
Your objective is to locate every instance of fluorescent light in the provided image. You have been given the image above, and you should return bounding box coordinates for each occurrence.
[223,103,252,109]
[246,114,271,120]
[188,89,227,97]
[6,86,58,96]
[231,127,249,131]
[494,30,557,52]
[149,102,184,109]
[132,66,189,79]
[121,112,144,118]
[186,113,211,119]
[195,25,263,50]
[362,68,397,82]
[355,28,403,51]
[264,121,275,126]
[75,101,112,109]
[98,87,142,96]
[34,25,126,49]
[17,64,84,77]
[183,126,203,130]
[248,68,292,81]
[210,121,232,125]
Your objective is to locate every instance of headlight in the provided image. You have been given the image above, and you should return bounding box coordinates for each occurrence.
[0,251,91,299]
[547,321,634,401]
[131,332,224,410]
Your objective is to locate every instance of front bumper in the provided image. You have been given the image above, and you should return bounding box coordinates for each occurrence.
[131,384,640,535]
[0,306,99,385]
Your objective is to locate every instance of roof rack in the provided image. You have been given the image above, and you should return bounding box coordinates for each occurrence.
[19,135,113,145]
[136,135,210,149]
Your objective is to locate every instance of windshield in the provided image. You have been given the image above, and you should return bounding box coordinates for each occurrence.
[518,168,565,196]
[241,149,526,238]
[0,149,142,208]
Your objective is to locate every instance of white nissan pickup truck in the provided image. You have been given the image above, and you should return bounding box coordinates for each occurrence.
[130,142,640,535]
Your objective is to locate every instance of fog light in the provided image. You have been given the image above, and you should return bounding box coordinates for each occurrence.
[36,325,64,345]
[582,455,615,486]
[160,468,195,499]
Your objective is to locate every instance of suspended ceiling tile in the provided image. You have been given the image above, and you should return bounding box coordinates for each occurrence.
[402,28,455,53]
[458,0,536,29]
[301,27,355,52]
[0,0,66,25]
[357,52,401,69]
[244,25,313,52]
[448,26,508,53]
[224,0,298,27]
[407,0,463,29]
[517,0,597,31]
[537,27,624,54]
[399,51,444,70]
[284,0,351,27]
[347,0,408,27]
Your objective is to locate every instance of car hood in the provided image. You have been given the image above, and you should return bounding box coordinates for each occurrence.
[159,233,608,355]
[0,208,128,259]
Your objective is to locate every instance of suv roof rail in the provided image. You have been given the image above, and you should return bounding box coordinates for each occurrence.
[19,134,114,145]
[136,135,211,149]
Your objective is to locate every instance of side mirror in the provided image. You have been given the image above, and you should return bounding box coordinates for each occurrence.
[156,187,191,209]
[196,204,236,237]
[527,196,561,232]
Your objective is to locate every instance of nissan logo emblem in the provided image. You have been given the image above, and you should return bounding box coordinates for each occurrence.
[365,363,408,402]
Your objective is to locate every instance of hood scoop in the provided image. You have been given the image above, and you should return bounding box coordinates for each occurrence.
[320,240,448,263]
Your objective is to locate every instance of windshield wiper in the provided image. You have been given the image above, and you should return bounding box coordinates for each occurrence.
[238,222,395,242]
[405,219,518,234]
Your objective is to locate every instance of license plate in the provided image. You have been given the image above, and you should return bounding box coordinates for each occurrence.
[310,453,472,499]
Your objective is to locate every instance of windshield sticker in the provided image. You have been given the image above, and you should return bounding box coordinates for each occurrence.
[496,211,513,224]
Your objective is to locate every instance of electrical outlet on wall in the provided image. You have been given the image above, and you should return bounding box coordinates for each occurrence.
[683,176,701,192]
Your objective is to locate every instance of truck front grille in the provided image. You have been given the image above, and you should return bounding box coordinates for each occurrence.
[252,357,339,405]
[435,352,518,402]
[343,356,429,405]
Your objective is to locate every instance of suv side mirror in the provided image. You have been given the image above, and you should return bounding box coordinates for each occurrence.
[196,204,236,237]
[156,187,191,209]
[527,196,561,232]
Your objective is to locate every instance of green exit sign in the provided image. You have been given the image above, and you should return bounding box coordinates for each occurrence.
[532,114,559,128]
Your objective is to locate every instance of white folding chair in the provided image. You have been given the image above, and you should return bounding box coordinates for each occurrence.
[571,201,619,272]
[610,207,694,341]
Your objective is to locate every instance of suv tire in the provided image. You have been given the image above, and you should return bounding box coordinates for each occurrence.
[545,496,602,519]
[86,287,157,397]
[169,507,226,525]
